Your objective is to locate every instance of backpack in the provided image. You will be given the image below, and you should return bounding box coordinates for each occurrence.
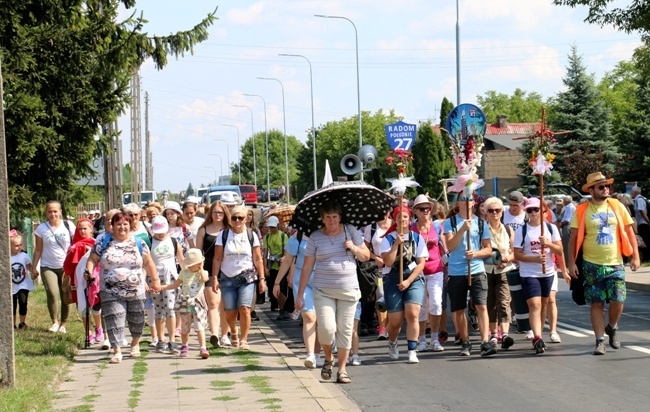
[99,233,145,258]
[518,222,555,248]
[222,228,255,250]
[451,214,486,239]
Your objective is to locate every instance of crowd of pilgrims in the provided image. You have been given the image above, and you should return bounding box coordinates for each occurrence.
[14,189,596,384]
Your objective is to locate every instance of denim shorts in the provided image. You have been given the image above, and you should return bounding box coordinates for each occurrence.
[383,270,426,313]
[220,275,255,310]
[293,274,315,313]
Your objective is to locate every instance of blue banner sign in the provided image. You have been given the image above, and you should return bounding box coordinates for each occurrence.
[384,120,417,151]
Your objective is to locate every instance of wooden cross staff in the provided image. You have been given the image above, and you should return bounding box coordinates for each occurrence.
[513,107,571,273]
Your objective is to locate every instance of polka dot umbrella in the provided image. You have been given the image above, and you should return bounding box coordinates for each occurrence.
[290,181,394,236]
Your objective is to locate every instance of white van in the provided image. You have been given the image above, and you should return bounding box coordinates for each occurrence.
[123,191,158,208]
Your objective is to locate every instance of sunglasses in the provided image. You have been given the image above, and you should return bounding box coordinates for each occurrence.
[596,184,611,191]
[458,196,473,202]
[416,207,431,212]
[526,207,540,213]
[231,216,245,221]
[487,208,502,213]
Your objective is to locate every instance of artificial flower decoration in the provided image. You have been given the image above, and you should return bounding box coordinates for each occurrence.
[447,133,485,194]
[385,148,419,195]
[528,126,556,176]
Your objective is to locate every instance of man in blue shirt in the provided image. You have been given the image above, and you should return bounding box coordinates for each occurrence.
[444,194,494,356]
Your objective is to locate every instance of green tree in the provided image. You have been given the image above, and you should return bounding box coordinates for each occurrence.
[550,45,618,188]
[1,1,217,212]
[553,1,650,40]
[412,120,456,197]
[477,89,546,123]
[186,182,195,196]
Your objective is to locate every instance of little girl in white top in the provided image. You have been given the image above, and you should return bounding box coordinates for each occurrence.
[10,231,35,329]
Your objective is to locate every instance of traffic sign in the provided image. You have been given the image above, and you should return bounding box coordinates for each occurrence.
[384,120,417,151]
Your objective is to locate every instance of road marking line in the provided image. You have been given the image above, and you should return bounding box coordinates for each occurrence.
[543,324,588,337]
[627,346,650,355]
[556,321,594,336]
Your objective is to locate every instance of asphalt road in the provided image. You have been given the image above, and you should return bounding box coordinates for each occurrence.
[263,280,650,411]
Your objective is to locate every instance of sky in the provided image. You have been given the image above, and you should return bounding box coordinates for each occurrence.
[116,0,641,194]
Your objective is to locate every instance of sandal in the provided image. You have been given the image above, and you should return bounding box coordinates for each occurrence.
[130,346,141,358]
[336,371,352,384]
[109,352,123,364]
[239,341,250,351]
[320,360,333,381]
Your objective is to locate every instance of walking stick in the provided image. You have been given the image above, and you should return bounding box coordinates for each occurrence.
[540,173,547,274]
[399,194,404,283]
[84,285,91,349]
[466,197,472,286]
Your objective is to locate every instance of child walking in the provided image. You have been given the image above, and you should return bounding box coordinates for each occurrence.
[10,230,35,329]
[161,248,210,359]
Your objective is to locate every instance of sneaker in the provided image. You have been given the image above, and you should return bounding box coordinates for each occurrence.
[549,332,562,344]
[454,333,462,345]
[351,354,361,366]
[407,350,419,364]
[480,341,497,357]
[304,353,317,369]
[87,334,95,344]
[150,338,159,348]
[101,339,110,350]
[501,335,514,350]
[533,337,547,354]
[359,324,370,337]
[388,341,399,360]
[315,355,325,368]
[175,328,181,338]
[438,331,449,344]
[459,341,471,356]
[593,339,606,355]
[18,322,27,330]
[210,335,221,348]
[605,324,620,349]
[168,342,180,354]
[57,326,67,334]
[251,310,260,321]
[220,335,232,347]
[467,308,478,331]
[180,344,189,357]
[95,327,104,343]
[376,326,388,340]
[489,336,498,347]
[200,347,210,359]
[416,341,428,352]
[122,338,128,346]
[276,310,291,321]
[48,323,60,333]
[431,340,445,352]
[525,330,534,340]
[156,340,166,353]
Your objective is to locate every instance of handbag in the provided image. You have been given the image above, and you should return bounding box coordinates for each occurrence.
[62,274,75,305]
[235,268,258,286]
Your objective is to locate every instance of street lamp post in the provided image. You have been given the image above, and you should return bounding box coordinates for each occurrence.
[257,76,290,203]
[315,14,363,180]
[456,0,461,105]
[222,124,241,184]
[213,139,230,182]
[233,105,257,188]
[207,154,223,183]
[279,53,317,190]
[243,94,271,201]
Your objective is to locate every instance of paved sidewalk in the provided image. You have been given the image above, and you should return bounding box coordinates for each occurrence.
[54,311,360,412]
[626,265,650,293]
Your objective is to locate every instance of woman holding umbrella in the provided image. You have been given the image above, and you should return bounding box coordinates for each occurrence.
[296,201,370,384]
[381,206,428,363]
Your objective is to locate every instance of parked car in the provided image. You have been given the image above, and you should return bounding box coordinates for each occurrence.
[523,183,590,204]
[258,190,266,202]
[268,188,279,201]
[206,190,244,205]
[239,184,258,208]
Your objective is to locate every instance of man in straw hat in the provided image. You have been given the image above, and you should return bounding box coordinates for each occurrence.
[568,172,640,355]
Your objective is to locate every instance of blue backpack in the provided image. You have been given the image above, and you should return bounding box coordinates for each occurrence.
[99,233,145,258]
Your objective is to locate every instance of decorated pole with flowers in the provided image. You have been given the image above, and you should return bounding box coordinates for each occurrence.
[386,148,419,282]
[442,104,487,285]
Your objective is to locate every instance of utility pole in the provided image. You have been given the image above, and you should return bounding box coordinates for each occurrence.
[0,53,16,387]
[130,71,142,205]
[145,92,153,191]
[104,121,123,210]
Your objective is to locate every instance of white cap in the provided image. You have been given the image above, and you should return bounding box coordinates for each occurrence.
[151,215,169,234]
[267,216,280,227]
[220,192,237,205]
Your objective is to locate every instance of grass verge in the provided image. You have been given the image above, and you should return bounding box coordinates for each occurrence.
[0,286,85,412]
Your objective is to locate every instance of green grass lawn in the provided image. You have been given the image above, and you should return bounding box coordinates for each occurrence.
[0,286,85,412]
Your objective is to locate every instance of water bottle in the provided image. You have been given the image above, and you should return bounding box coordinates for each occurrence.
[290,309,300,320]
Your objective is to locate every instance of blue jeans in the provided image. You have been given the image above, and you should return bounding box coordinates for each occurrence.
[220,275,255,310]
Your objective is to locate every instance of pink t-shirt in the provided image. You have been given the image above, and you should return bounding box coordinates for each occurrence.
[411,221,444,275]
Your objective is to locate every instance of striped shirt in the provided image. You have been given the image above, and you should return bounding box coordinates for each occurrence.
[305,224,363,290]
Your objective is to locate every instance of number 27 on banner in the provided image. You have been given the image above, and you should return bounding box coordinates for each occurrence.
[384,120,417,151]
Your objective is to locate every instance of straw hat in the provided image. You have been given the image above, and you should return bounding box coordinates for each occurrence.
[183,248,205,267]
[581,172,614,193]
[412,194,434,209]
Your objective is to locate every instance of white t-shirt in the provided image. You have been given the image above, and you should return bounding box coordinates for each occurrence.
[514,223,560,278]
[380,230,430,271]
[217,229,261,277]
[11,252,34,294]
[363,223,390,274]
[503,208,526,234]
[34,221,75,268]
[186,217,205,237]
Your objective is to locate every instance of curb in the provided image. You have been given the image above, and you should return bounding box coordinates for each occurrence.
[626,281,650,294]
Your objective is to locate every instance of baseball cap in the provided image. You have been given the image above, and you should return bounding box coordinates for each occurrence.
[267,216,280,227]
[151,215,169,234]
[509,191,524,203]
